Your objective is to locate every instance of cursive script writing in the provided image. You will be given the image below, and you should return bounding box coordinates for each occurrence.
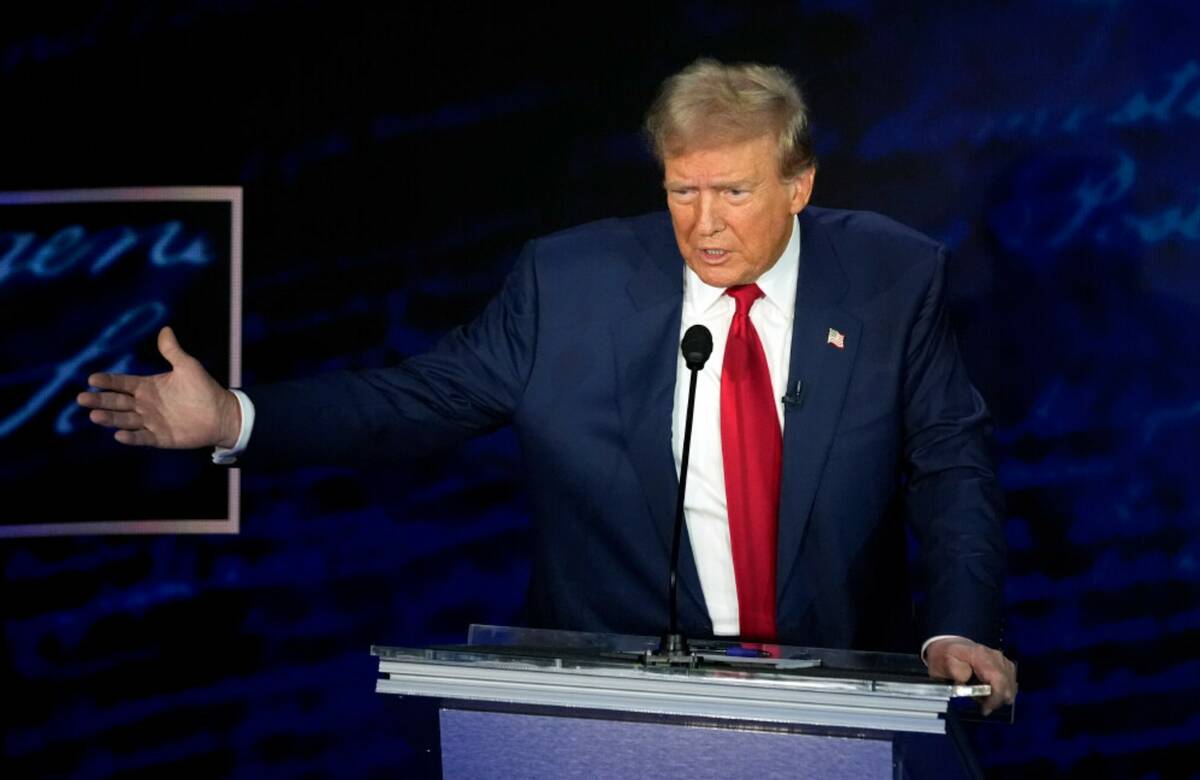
[860,61,1200,159]
[993,151,1200,250]
[0,302,166,438]
[0,220,212,289]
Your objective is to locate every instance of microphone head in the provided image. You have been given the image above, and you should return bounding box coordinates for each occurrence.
[681,324,713,370]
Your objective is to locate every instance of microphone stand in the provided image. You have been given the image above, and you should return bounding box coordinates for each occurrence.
[658,360,699,659]
[652,324,711,662]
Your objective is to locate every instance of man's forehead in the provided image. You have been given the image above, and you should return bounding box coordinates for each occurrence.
[666,134,776,159]
[663,135,778,182]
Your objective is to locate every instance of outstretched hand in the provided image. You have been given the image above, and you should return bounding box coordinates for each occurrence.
[76,326,241,450]
[926,637,1017,716]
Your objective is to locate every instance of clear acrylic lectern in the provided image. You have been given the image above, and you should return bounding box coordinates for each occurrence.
[372,625,1000,778]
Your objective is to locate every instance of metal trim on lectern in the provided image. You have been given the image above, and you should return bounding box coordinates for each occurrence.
[371,624,989,735]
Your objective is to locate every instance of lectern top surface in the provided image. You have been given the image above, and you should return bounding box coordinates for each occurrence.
[371,625,989,701]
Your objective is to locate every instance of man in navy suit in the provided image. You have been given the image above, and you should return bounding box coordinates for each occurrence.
[79,59,1016,712]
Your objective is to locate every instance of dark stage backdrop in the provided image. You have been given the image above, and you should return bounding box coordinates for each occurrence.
[3,2,1198,777]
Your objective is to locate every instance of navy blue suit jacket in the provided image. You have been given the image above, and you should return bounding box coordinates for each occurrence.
[244,207,1005,652]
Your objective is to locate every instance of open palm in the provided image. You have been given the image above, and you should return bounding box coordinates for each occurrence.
[77,326,240,449]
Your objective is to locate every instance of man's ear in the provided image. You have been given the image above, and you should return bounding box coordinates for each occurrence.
[790,167,816,214]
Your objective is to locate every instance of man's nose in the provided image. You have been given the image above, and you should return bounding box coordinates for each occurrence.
[697,193,725,236]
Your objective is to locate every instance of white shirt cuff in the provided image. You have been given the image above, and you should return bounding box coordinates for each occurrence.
[212,389,255,465]
[920,634,968,665]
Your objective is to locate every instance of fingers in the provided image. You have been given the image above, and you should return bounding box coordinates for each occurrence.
[79,388,153,446]
[85,372,143,394]
[982,653,1018,714]
[157,326,191,369]
[94,415,160,447]
[965,645,1017,716]
[114,428,158,447]
[88,409,144,430]
[76,390,137,412]
[925,637,976,682]
[78,325,192,448]
[925,638,1018,716]
[943,653,975,684]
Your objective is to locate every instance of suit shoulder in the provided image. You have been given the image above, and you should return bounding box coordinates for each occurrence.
[804,206,946,297]
[527,212,671,275]
[535,211,668,246]
[806,206,943,259]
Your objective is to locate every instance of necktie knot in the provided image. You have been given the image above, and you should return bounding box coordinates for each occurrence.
[726,284,764,316]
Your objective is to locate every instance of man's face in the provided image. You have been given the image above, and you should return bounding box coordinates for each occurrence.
[664,135,815,288]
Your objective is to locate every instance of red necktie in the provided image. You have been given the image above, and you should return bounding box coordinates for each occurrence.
[720,284,781,642]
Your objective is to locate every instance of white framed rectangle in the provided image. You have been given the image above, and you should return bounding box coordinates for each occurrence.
[0,186,242,536]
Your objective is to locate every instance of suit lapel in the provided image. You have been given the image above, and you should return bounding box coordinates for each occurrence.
[611,217,708,629]
[777,210,862,598]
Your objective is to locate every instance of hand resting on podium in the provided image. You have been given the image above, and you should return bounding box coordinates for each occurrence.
[926,636,1017,716]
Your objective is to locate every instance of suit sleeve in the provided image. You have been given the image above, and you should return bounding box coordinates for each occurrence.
[237,241,540,467]
[902,246,1006,648]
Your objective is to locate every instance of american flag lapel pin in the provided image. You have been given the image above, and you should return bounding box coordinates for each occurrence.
[826,327,845,349]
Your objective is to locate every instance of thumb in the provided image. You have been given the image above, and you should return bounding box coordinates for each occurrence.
[157,326,190,368]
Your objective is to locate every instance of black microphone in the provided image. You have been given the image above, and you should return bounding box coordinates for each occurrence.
[781,380,804,408]
[656,324,713,659]
[681,324,713,371]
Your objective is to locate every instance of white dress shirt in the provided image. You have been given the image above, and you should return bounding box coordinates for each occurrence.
[671,216,801,636]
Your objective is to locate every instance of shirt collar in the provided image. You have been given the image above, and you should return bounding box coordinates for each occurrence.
[684,214,801,319]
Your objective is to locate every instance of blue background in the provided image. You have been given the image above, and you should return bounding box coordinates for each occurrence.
[2,1,1199,777]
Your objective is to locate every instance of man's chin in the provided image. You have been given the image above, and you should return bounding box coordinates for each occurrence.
[690,265,749,289]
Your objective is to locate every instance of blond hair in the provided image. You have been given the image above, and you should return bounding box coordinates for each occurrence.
[644,58,815,178]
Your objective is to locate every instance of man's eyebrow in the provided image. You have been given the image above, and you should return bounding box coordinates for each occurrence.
[663,178,757,189]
